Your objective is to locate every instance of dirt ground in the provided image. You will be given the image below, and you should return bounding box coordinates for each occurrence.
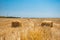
[0,18,60,40]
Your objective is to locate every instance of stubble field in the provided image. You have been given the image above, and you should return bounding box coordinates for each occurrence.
[0,18,60,40]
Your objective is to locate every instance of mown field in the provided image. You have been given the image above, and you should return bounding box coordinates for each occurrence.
[0,18,60,40]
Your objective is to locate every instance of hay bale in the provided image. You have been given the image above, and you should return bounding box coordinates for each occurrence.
[11,21,22,27]
[41,21,53,27]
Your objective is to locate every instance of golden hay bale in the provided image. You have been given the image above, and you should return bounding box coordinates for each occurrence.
[11,21,22,27]
[41,21,53,27]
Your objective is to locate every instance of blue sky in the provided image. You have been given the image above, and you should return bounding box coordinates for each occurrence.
[0,0,60,18]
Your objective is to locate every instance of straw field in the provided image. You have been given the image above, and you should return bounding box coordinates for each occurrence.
[0,18,60,40]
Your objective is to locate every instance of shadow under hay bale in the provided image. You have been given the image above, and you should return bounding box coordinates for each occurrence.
[11,21,22,27]
[41,21,53,27]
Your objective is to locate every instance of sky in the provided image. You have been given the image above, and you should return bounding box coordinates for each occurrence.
[0,0,60,18]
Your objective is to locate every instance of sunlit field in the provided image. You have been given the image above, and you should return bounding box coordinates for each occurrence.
[0,18,60,40]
